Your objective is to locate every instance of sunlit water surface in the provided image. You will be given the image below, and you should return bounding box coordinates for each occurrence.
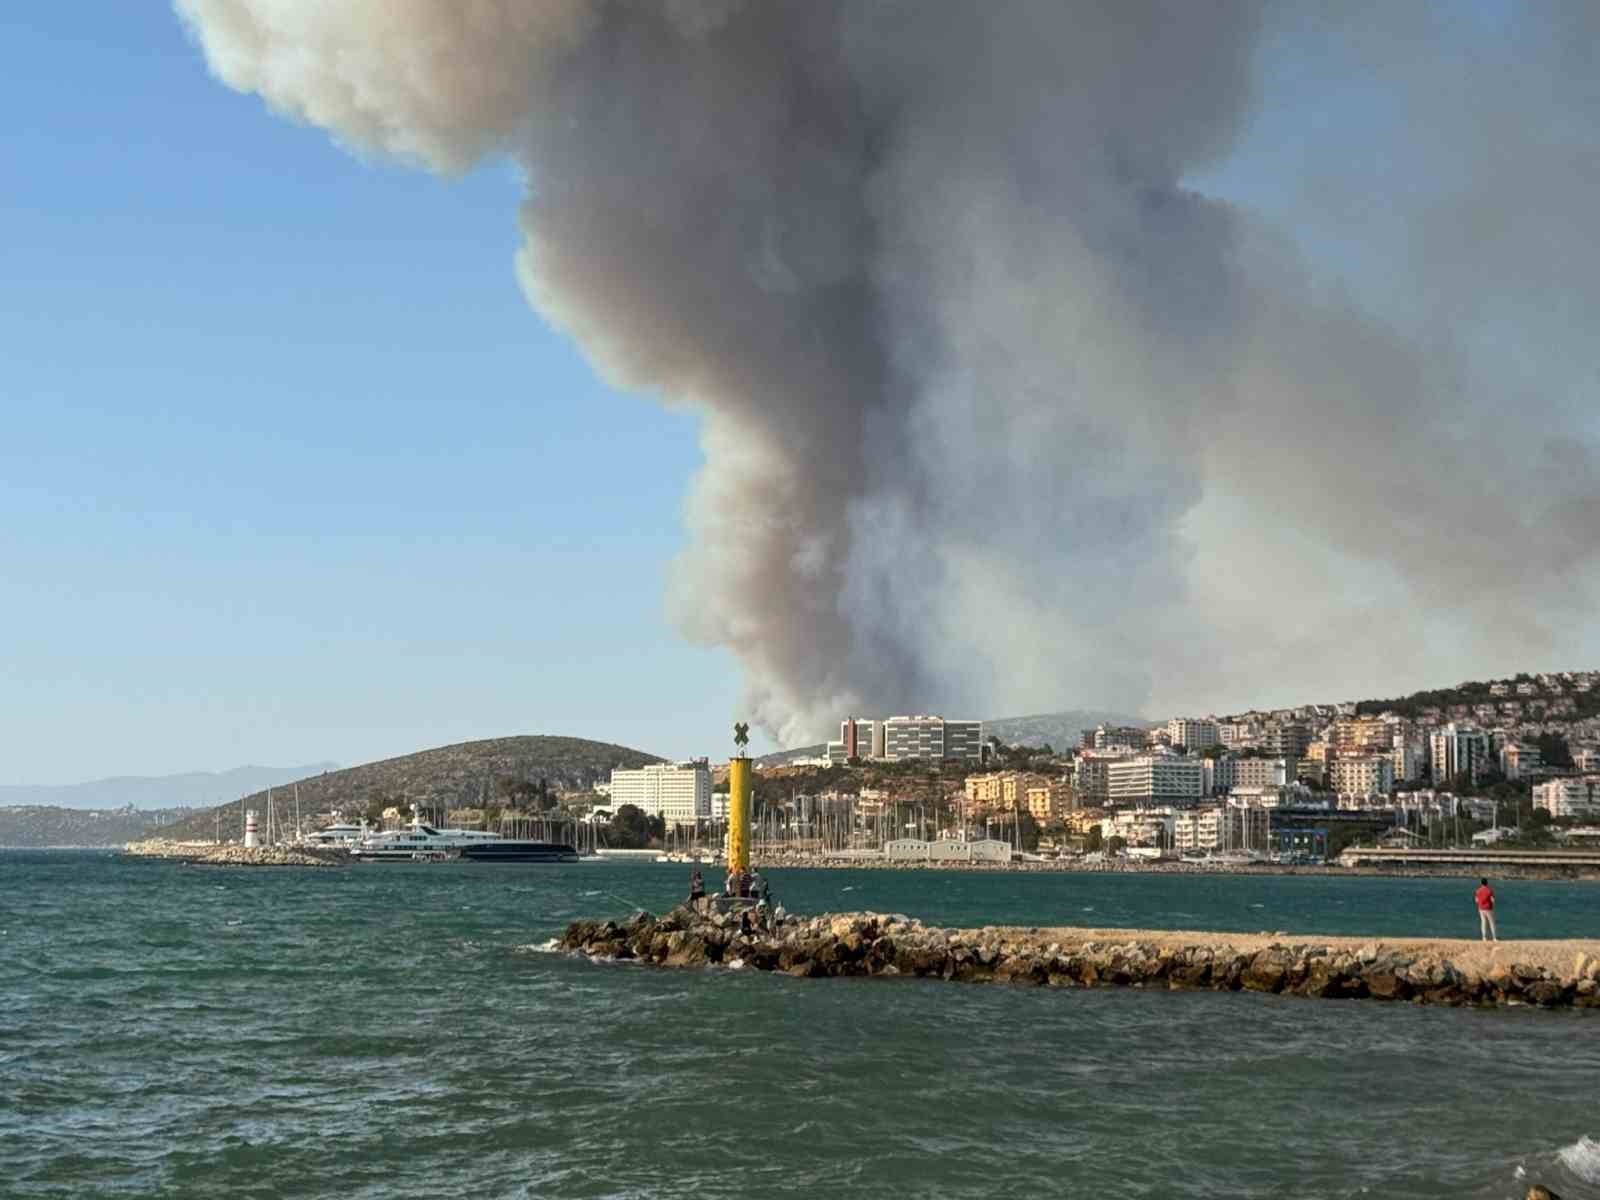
[3,852,1597,1198]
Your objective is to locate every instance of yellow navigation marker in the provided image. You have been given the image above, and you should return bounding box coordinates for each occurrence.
[728,722,751,874]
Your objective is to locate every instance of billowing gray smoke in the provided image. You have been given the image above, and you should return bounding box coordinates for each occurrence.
[175,1,1600,741]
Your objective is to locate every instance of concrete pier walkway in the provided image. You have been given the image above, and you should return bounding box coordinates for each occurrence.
[561,908,1600,1010]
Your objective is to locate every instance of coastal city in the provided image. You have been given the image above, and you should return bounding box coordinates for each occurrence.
[592,670,1600,869]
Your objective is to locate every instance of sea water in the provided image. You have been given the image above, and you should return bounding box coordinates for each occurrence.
[2,851,1597,1198]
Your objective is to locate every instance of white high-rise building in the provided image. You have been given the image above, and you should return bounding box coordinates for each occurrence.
[1106,754,1204,807]
[609,759,712,827]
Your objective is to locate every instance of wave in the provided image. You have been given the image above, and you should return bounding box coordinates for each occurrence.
[1559,1136,1600,1185]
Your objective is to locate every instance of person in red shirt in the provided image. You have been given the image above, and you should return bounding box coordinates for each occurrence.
[1474,878,1497,942]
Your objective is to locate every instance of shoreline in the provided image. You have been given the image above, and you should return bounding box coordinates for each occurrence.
[750,854,1600,881]
[560,907,1600,1010]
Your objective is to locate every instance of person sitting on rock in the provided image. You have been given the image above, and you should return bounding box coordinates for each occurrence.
[749,869,767,902]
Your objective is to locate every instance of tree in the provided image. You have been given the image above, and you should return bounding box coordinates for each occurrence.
[1106,835,1127,855]
[1015,809,1041,852]
[1536,732,1574,768]
[608,803,656,849]
[1085,826,1104,853]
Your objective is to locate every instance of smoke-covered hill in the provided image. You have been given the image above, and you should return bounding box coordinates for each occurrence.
[152,736,662,841]
[982,711,1154,750]
[757,710,1154,764]
[0,764,339,812]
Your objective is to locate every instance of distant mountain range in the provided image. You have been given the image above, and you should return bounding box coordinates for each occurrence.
[757,709,1153,764]
[0,763,340,812]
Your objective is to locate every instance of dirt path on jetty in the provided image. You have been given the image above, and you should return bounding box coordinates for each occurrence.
[1005,927,1600,978]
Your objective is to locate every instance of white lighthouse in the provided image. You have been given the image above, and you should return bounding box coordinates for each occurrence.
[244,809,259,848]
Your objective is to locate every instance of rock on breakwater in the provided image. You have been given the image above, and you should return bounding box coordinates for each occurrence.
[123,839,345,867]
[560,908,1600,1010]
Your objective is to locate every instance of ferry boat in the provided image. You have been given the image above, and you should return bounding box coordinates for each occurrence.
[350,816,579,864]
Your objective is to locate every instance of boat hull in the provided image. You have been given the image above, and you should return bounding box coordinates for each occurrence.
[458,842,579,864]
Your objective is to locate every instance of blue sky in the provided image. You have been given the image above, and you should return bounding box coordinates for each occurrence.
[2,7,747,782]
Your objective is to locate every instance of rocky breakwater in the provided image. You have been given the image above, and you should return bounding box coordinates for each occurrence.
[560,909,1600,1011]
[123,839,345,867]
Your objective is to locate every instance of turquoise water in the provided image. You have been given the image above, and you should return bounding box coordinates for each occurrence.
[3,851,1598,1199]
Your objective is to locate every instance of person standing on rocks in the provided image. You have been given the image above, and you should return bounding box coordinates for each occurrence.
[1475,877,1498,942]
[688,867,705,910]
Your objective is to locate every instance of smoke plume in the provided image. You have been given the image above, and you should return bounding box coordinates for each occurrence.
[176,1,1600,740]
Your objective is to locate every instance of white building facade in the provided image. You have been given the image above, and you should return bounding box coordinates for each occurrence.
[609,760,712,827]
[1533,777,1600,819]
[1106,754,1204,807]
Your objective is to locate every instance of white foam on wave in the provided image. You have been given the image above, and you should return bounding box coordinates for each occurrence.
[514,938,563,955]
[1558,1135,1600,1183]
[726,958,746,970]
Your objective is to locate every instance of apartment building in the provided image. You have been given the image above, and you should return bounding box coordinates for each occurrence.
[1073,750,1133,805]
[1498,742,1542,780]
[1262,721,1311,759]
[1086,723,1147,752]
[1533,777,1600,819]
[1331,717,1395,756]
[1166,718,1220,751]
[1100,807,1176,848]
[963,773,1004,805]
[1430,722,1489,785]
[1329,754,1395,796]
[1173,805,1271,853]
[1025,781,1072,822]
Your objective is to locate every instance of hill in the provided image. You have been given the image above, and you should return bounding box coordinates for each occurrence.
[982,710,1154,749]
[0,806,198,848]
[0,763,339,812]
[152,735,662,841]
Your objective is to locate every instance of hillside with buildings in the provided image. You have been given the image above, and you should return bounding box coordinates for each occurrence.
[0,805,198,848]
[153,736,662,842]
[710,670,1600,862]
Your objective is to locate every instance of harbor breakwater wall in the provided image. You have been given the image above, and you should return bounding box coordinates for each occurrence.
[561,908,1600,1011]
[123,840,344,867]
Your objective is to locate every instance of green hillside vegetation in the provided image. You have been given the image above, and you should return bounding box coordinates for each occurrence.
[153,735,662,842]
[0,806,197,848]
[1356,674,1600,720]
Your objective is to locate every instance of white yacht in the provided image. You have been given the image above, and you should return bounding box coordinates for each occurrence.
[350,814,577,863]
[302,821,367,849]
